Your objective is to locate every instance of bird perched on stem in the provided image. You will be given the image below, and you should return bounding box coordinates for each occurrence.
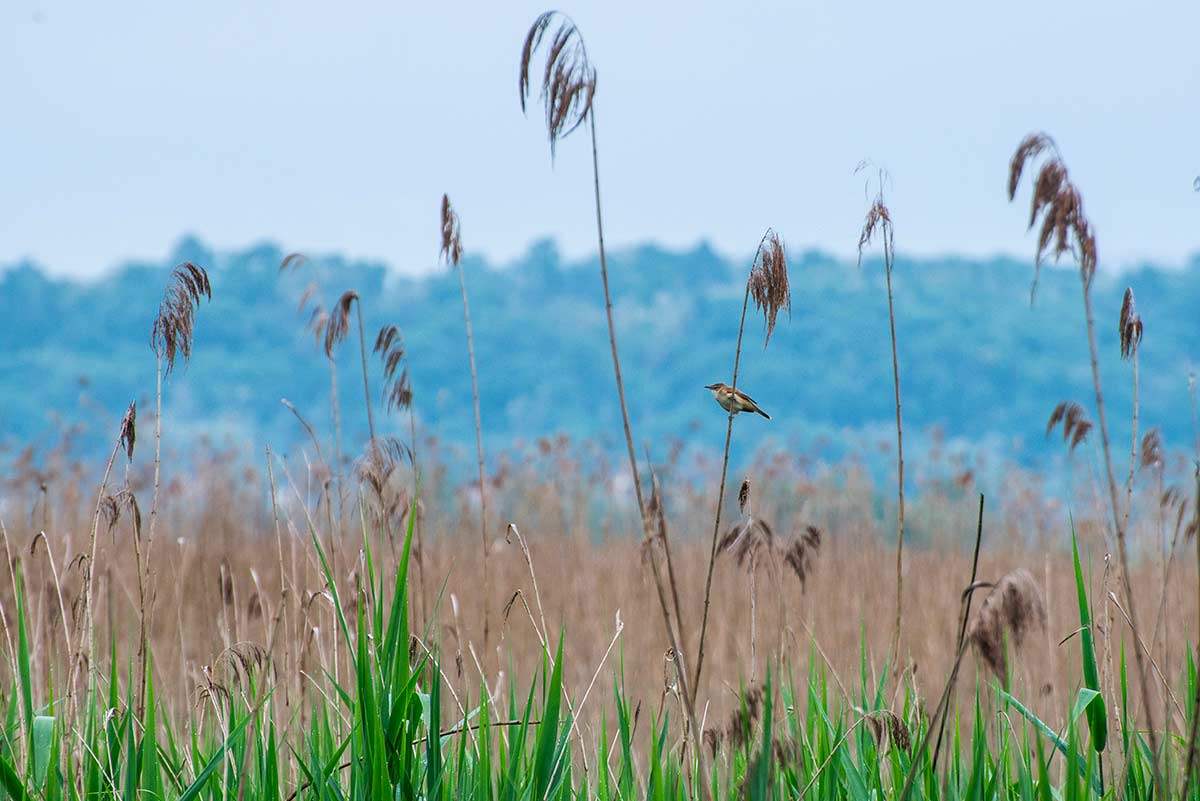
[704,383,770,419]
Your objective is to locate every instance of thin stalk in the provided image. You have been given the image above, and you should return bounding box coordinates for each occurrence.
[644,537,712,801]
[265,445,291,705]
[1081,283,1161,792]
[932,493,985,767]
[328,357,344,517]
[748,558,757,678]
[1122,349,1139,538]
[354,301,375,442]
[695,237,763,692]
[588,111,645,520]
[883,240,906,659]
[137,350,165,716]
[409,405,427,632]
[455,255,490,654]
[1183,470,1200,800]
[646,453,690,664]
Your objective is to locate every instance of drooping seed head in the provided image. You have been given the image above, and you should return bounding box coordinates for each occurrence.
[748,229,791,348]
[1119,287,1144,360]
[374,324,412,412]
[518,11,597,157]
[1007,132,1097,299]
[440,194,463,267]
[1046,401,1092,453]
[323,290,359,358]
[968,568,1047,680]
[118,400,136,462]
[151,262,211,374]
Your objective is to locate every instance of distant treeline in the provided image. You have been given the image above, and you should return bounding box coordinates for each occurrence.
[2,236,1197,474]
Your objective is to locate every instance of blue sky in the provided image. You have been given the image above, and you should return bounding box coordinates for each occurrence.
[2,0,1197,278]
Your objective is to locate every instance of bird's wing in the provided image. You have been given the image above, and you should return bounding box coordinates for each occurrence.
[736,389,758,405]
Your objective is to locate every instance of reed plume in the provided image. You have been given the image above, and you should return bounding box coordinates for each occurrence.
[324,289,376,443]
[440,194,492,654]
[1045,401,1093,452]
[966,568,1047,683]
[856,168,906,659]
[1008,131,1160,791]
[1119,288,1144,539]
[144,262,211,713]
[695,229,790,693]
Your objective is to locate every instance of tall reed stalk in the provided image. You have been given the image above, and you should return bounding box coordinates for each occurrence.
[1008,132,1161,794]
[518,11,645,521]
[856,173,905,657]
[440,194,491,653]
[694,229,789,692]
[144,262,210,713]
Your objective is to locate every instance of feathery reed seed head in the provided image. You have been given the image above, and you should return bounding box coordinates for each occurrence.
[440,195,463,267]
[1008,132,1097,298]
[519,11,596,156]
[118,401,136,462]
[374,324,412,412]
[1119,287,1144,360]
[151,262,211,374]
[968,568,1047,679]
[1046,401,1093,452]
[748,230,790,347]
[1141,428,1164,471]
[323,290,359,358]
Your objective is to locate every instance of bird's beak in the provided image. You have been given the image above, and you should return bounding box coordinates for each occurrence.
[703,384,717,390]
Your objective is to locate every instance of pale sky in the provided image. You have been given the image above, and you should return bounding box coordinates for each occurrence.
[2,0,1197,279]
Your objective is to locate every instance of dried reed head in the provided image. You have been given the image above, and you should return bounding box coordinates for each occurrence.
[208,641,270,702]
[374,324,412,412]
[1007,132,1097,298]
[440,195,463,267]
[1140,428,1164,471]
[748,229,791,347]
[717,517,775,569]
[781,525,822,591]
[118,401,136,462]
[1046,401,1092,452]
[323,290,358,358]
[967,568,1047,679]
[863,709,912,754]
[519,11,596,155]
[1119,287,1143,360]
[704,684,766,754]
[151,262,211,374]
[738,478,751,515]
[101,488,141,538]
[856,168,896,278]
[279,253,308,273]
[357,437,413,522]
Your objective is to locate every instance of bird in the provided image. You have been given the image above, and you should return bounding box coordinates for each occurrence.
[704,383,771,419]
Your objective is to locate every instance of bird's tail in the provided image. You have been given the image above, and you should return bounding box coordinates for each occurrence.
[757,408,771,420]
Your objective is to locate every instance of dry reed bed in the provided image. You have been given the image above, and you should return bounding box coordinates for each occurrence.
[1,445,1194,747]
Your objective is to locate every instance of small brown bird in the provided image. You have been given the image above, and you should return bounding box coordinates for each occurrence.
[704,383,770,419]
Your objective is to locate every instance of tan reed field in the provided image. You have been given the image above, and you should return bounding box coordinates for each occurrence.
[2,435,1195,746]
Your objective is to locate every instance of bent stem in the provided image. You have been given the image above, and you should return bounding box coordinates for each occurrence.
[1081,282,1161,791]
[695,232,770,693]
[883,243,906,659]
